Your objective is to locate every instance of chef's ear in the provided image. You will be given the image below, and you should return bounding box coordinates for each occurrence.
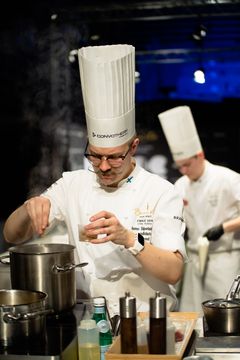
[197,151,205,160]
[130,137,139,155]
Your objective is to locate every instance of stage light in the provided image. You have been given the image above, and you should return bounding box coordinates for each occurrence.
[68,49,78,63]
[135,70,140,83]
[194,68,206,84]
[192,24,207,41]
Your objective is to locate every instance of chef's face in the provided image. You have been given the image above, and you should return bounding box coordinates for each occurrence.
[175,154,205,181]
[85,138,139,187]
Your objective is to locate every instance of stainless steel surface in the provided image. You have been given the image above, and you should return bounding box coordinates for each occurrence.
[149,291,166,318]
[195,335,240,360]
[183,356,214,360]
[195,354,240,360]
[195,336,240,353]
[119,291,136,318]
[0,289,47,346]
[0,262,11,289]
[7,243,78,312]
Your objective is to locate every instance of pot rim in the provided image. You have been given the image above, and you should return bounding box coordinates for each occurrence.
[8,243,75,255]
[0,289,47,306]
[202,298,240,309]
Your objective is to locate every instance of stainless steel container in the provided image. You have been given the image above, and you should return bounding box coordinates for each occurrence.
[202,275,240,334]
[0,289,48,346]
[7,243,80,313]
[202,298,240,334]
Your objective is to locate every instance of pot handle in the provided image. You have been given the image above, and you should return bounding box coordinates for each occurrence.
[3,308,54,323]
[226,275,240,300]
[52,262,88,273]
[0,253,10,265]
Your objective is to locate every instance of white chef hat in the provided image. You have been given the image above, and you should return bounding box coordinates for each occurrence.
[78,44,135,147]
[158,106,203,161]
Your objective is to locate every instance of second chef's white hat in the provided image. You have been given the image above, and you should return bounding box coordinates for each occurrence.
[78,44,135,147]
[158,105,203,161]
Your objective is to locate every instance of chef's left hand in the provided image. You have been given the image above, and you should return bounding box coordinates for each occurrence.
[203,224,224,241]
[83,210,130,246]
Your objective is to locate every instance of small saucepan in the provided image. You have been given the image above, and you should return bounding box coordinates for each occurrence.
[202,298,240,334]
[0,289,52,346]
[202,274,240,334]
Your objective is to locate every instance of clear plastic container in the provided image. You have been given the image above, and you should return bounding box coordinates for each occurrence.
[137,314,148,353]
[167,317,176,354]
[78,319,100,360]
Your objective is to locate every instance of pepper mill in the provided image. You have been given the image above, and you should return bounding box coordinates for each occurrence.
[119,291,137,354]
[149,291,166,354]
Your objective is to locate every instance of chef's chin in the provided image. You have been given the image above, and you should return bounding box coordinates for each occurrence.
[98,176,116,186]
[98,173,121,187]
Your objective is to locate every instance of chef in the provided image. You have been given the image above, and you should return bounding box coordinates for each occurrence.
[158,105,240,313]
[3,45,186,315]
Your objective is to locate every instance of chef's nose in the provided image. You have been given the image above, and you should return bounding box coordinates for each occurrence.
[180,168,187,175]
[99,158,112,171]
[178,164,189,175]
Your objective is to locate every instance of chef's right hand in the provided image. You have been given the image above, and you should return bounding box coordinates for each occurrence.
[203,224,224,241]
[24,196,51,235]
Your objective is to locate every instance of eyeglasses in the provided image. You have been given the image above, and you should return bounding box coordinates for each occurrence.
[84,143,131,167]
[175,156,197,170]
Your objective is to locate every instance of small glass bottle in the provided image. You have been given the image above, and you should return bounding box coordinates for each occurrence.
[119,291,137,354]
[92,297,113,360]
[78,319,100,360]
[149,291,166,354]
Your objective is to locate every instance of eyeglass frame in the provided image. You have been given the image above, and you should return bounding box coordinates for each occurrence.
[174,155,198,170]
[84,141,132,167]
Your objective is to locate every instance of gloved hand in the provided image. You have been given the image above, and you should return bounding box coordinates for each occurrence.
[203,224,224,241]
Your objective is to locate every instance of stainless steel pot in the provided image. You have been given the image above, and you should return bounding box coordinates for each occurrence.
[1,243,87,313]
[0,289,50,346]
[202,298,240,334]
[202,274,240,334]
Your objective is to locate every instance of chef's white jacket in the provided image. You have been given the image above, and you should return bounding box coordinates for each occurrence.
[43,164,186,314]
[175,160,240,313]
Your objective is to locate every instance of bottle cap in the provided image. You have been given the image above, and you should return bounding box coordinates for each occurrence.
[80,319,97,330]
[150,291,166,319]
[93,297,105,306]
[120,291,136,318]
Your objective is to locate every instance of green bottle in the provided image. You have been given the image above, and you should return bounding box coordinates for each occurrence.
[92,297,113,360]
